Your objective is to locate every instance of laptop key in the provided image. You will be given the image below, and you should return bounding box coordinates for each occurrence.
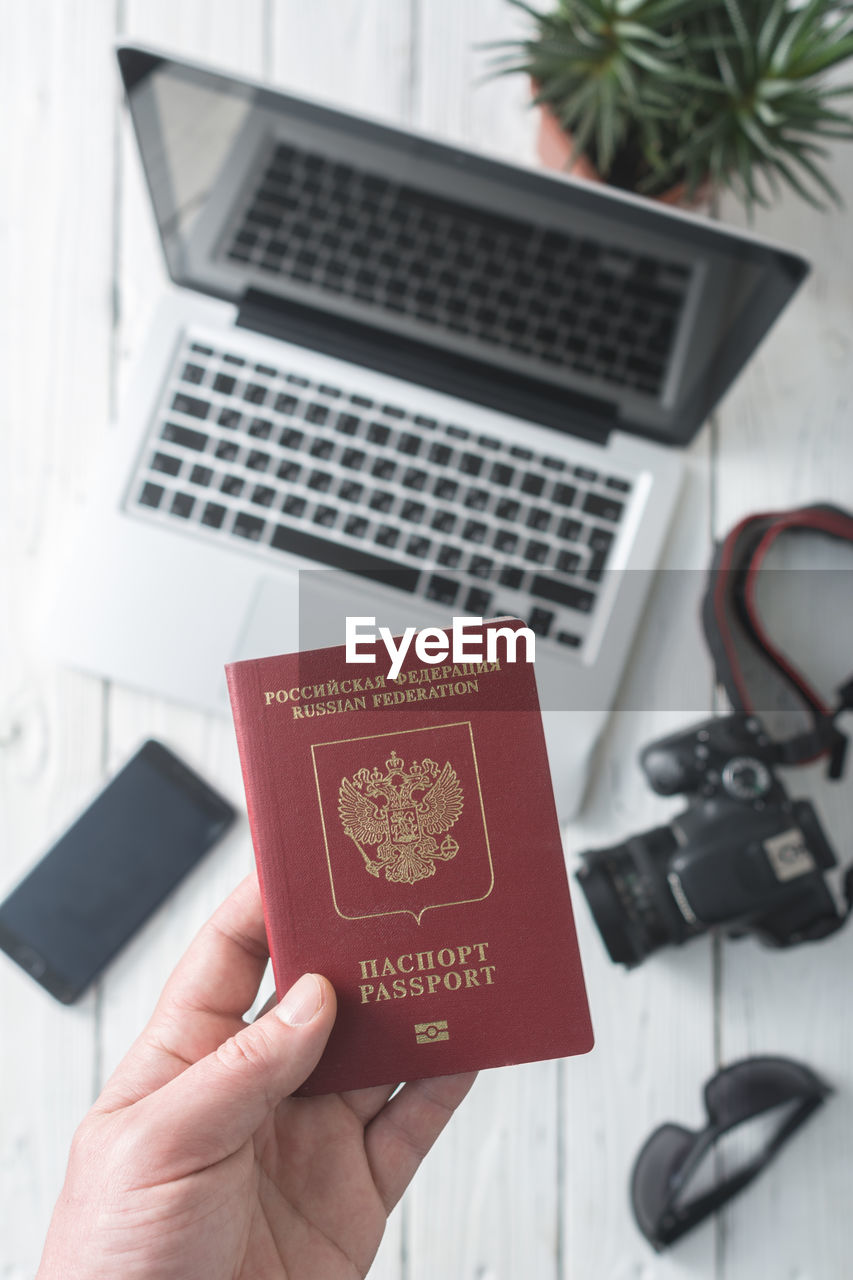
[398,433,422,456]
[427,575,460,605]
[402,468,428,491]
[589,526,615,553]
[375,525,400,549]
[557,630,582,648]
[434,477,459,501]
[526,507,551,532]
[529,607,554,637]
[524,540,549,563]
[305,402,329,425]
[218,408,242,429]
[313,505,337,528]
[244,383,268,405]
[251,485,276,507]
[280,427,304,449]
[494,529,518,553]
[162,422,208,451]
[171,492,195,519]
[275,393,299,415]
[372,457,396,480]
[190,465,213,486]
[181,362,205,385]
[469,555,494,578]
[248,418,273,439]
[463,520,487,543]
[233,512,265,541]
[335,413,360,435]
[201,502,226,529]
[213,373,237,395]
[437,544,462,568]
[139,482,164,509]
[215,440,240,462]
[606,475,631,493]
[277,460,301,483]
[557,517,583,541]
[151,452,182,476]
[220,475,244,497]
[530,575,595,613]
[556,549,581,574]
[431,510,456,535]
[464,488,489,511]
[495,498,521,522]
[247,451,270,471]
[369,489,394,513]
[583,492,624,522]
[490,463,514,486]
[552,483,577,507]
[283,494,306,517]
[429,442,453,465]
[344,516,369,538]
[407,535,431,558]
[401,500,426,524]
[171,393,210,420]
[311,438,336,460]
[520,473,545,497]
[367,422,391,445]
[465,586,493,614]
[499,565,524,589]
[338,480,364,503]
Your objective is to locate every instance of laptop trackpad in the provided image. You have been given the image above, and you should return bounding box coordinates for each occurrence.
[228,572,420,673]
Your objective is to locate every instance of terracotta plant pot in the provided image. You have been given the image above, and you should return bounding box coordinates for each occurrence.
[533,91,711,210]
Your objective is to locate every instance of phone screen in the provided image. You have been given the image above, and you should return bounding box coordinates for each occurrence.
[0,740,235,1002]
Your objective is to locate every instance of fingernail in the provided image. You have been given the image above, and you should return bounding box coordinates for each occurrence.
[277,973,324,1026]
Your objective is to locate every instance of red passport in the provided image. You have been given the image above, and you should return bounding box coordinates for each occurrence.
[226,619,593,1094]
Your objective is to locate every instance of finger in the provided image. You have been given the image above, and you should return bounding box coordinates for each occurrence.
[365,1072,477,1211]
[96,874,271,1111]
[339,1082,399,1126]
[125,973,336,1179]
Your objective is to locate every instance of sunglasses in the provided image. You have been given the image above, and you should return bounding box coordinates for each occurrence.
[631,1055,833,1250]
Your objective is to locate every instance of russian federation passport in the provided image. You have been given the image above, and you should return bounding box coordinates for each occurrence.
[226,619,593,1094]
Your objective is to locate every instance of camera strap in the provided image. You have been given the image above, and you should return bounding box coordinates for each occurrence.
[701,503,853,779]
[701,503,853,939]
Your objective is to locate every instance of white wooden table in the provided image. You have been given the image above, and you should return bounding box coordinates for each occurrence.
[3,3,852,1277]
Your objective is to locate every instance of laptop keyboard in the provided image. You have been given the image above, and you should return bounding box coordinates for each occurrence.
[220,140,690,400]
[128,333,637,649]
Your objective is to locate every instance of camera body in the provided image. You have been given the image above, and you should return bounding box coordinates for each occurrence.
[577,715,843,968]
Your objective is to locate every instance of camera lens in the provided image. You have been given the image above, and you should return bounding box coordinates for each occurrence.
[576,827,681,967]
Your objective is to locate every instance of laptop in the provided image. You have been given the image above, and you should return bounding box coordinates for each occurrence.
[43,44,809,818]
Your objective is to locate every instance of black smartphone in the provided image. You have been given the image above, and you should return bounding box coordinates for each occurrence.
[0,739,236,1003]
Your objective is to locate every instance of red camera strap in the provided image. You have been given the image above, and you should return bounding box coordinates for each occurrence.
[701,504,853,779]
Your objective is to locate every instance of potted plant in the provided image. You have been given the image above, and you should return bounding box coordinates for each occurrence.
[489,0,853,210]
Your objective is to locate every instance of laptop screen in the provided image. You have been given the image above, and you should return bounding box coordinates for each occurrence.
[118,45,808,447]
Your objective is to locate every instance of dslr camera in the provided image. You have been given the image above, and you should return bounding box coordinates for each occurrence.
[577,714,845,968]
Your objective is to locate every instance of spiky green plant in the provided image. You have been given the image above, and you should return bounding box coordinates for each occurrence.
[490,0,853,208]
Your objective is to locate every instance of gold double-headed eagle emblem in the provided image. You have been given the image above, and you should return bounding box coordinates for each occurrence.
[338,750,463,885]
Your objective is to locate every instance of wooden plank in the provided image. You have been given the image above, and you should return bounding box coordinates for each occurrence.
[559,436,720,1278]
[97,0,268,1071]
[711,150,853,1280]
[0,1,118,1273]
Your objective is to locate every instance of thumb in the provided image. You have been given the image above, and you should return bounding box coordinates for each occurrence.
[126,973,336,1177]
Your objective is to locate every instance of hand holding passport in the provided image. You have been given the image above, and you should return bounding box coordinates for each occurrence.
[38,872,476,1280]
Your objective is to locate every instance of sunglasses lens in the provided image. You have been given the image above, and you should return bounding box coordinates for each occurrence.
[705,1056,828,1128]
[630,1123,696,1246]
